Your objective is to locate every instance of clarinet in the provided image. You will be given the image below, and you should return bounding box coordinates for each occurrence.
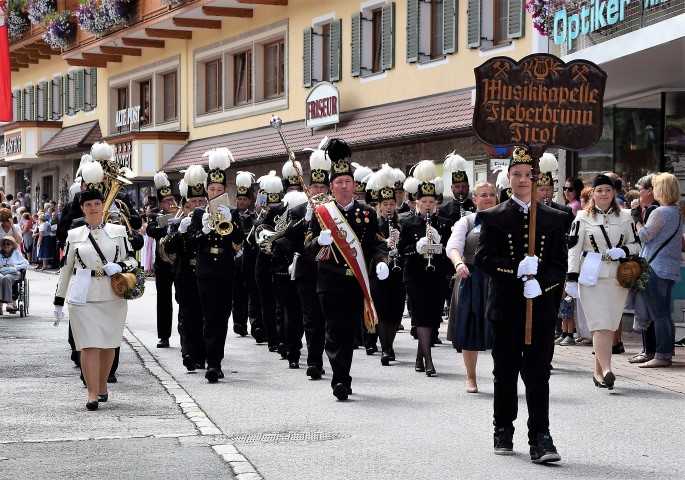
[425,213,436,271]
[387,215,400,271]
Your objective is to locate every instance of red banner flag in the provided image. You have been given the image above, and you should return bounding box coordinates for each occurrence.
[0,0,13,122]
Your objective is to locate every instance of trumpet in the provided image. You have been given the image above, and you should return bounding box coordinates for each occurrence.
[458,194,468,218]
[420,213,443,271]
[207,193,234,236]
[386,215,400,271]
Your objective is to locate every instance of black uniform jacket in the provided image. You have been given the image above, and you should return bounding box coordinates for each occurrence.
[397,213,453,281]
[188,205,244,277]
[475,200,568,323]
[272,202,309,275]
[549,201,574,232]
[437,197,476,222]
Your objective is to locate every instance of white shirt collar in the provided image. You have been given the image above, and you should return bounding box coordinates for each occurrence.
[337,199,355,212]
[511,195,531,213]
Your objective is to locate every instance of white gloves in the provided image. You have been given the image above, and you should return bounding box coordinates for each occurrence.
[523,279,542,299]
[318,230,333,246]
[53,305,64,326]
[103,262,123,276]
[288,263,295,277]
[416,237,428,254]
[178,216,192,234]
[234,249,243,259]
[305,203,314,222]
[427,227,441,243]
[376,262,389,280]
[605,247,626,260]
[218,205,232,222]
[565,281,579,299]
[517,255,539,277]
[201,212,211,234]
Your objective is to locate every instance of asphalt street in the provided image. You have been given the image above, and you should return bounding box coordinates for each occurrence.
[1,269,682,480]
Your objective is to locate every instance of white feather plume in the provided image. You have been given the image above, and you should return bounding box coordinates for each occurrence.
[236,171,255,189]
[203,147,233,171]
[496,168,511,189]
[372,164,397,190]
[81,159,104,184]
[443,151,467,174]
[539,152,559,174]
[403,177,420,194]
[184,165,208,187]
[76,154,94,177]
[434,177,444,196]
[282,160,302,179]
[154,171,170,189]
[91,142,114,161]
[352,163,373,183]
[283,191,308,208]
[178,179,188,199]
[391,167,406,185]
[119,167,134,178]
[258,171,283,194]
[411,160,437,183]
[306,136,331,172]
[69,181,82,200]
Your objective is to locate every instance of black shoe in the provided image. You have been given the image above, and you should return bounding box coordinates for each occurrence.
[397,323,405,331]
[205,367,220,383]
[415,362,425,373]
[493,427,514,455]
[306,365,324,379]
[217,369,225,379]
[380,352,391,366]
[612,342,625,354]
[530,433,561,463]
[675,337,685,347]
[107,375,117,384]
[603,371,615,390]
[387,348,395,361]
[410,327,417,339]
[425,367,436,377]
[268,344,278,352]
[195,363,206,370]
[289,361,299,369]
[365,346,378,356]
[593,376,607,388]
[233,324,248,337]
[252,328,266,344]
[277,343,288,357]
[70,350,81,367]
[157,339,170,348]
[432,337,442,345]
[183,355,196,372]
[98,394,108,403]
[86,401,99,411]
[333,383,349,401]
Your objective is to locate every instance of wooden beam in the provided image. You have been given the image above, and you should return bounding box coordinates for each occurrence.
[121,38,166,48]
[11,67,20,72]
[173,17,222,29]
[12,53,39,64]
[83,52,123,63]
[25,50,52,60]
[202,6,253,18]
[67,58,107,68]
[145,28,193,40]
[237,0,287,5]
[100,46,142,56]
[11,61,29,69]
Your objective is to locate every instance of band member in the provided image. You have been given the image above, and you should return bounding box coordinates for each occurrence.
[304,138,389,401]
[166,167,209,371]
[399,161,453,376]
[146,171,178,348]
[475,146,567,463]
[187,148,244,383]
[366,165,406,365]
[352,163,373,204]
[393,168,409,214]
[495,166,513,203]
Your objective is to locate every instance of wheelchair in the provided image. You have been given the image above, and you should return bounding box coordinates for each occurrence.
[11,269,30,317]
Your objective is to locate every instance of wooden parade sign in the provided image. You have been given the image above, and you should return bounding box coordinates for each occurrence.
[473,53,607,344]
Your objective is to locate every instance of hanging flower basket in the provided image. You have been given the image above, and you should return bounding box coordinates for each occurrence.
[8,0,31,41]
[76,0,133,37]
[27,0,57,24]
[526,0,551,37]
[160,0,183,5]
[42,10,74,50]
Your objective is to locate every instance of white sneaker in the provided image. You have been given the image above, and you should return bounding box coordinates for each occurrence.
[560,336,576,346]
[554,335,564,345]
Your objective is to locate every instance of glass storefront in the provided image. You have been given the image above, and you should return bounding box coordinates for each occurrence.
[665,92,685,197]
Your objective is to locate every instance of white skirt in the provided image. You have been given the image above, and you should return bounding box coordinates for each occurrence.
[69,299,127,350]
[579,277,628,332]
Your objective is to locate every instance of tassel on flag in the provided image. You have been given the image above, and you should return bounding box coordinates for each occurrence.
[0,0,13,122]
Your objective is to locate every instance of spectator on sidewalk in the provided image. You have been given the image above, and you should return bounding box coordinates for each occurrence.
[37,214,54,270]
[0,208,22,245]
[0,236,29,314]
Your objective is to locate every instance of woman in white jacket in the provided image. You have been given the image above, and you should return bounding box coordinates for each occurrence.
[0,236,29,313]
[53,188,138,411]
[565,174,641,390]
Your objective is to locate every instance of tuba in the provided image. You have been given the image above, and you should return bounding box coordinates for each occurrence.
[207,193,234,235]
[158,207,185,265]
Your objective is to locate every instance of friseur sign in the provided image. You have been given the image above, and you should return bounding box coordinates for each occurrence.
[473,53,607,153]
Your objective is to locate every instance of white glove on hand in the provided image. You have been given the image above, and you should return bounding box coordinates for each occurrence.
[218,205,232,222]
[234,249,244,259]
[565,281,579,299]
[288,263,295,276]
[517,255,539,277]
[428,227,441,243]
[305,203,314,222]
[201,212,211,234]
[103,262,123,276]
[605,247,626,260]
[178,217,192,234]
[523,279,542,299]
[376,262,389,280]
[318,230,333,246]
[416,237,428,254]
[53,305,64,326]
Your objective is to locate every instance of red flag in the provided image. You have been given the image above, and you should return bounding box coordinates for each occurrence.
[0,0,13,122]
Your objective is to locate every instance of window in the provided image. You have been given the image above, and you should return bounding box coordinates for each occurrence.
[351,2,395,77]
[42,176,53,203]
[163,72,177,122]
[117,86,128,131]
[36,81,47,121]
[322,23,331,82]
[264,40,284,98]
[494,0,509,45]
[139,80,151,126]
[233,52,252,106]
[407,0,455,63]
[466,0,525,49]
[50,78,62,120]
[206,59,222,112]
[430,1,444,58]
[303,18,341,87]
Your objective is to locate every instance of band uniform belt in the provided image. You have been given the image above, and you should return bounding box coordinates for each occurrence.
[318,262,354,277]
[74,268,106,277]
[202,247,225,255]
[581,252,615,262]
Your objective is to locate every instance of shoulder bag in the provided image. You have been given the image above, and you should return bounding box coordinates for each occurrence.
[87,232,145,300]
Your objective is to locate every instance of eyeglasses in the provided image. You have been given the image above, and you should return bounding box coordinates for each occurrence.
[562,187,574,192]
[1,243,13,247]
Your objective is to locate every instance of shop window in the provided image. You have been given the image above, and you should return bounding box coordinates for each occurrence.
[303,17,341,87]
[117,86,129,132]
[163,72,177,122]
[206,59,222,112]
[233,51,252,106]
[351,2,395,77]
[264,40,284,99]
[139,79,152,126]
[407,0,454,63]
[466,0,525,49]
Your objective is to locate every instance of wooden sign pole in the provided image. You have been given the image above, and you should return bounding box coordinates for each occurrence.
[525,149,541,345]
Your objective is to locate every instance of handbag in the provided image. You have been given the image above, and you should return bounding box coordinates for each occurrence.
[597,225,643,289]
[88,232,145,300]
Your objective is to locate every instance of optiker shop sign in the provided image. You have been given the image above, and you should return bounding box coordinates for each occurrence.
[553,0,669,50]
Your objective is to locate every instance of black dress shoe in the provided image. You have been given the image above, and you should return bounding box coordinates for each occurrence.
[183,355,196,372]
[268,344,278,352]
[205,367,220,383]
[603,371,615,390]
[217,369,225,379]
[98,394,108,402]
[432,337,443,345]
[410,327,417,339]
[252,328,266,344]
[195,363,206,370]
[333,383,349,401]
[365,346,378,355]
[289,361,299,369]
[425,367,436,377]
[107,374,117,383]
[612,342,625,354]
[157,339,170,348]
[415,362,425,373]
[675,336,685,347]
[277,343,288,357]
[592,377,607,388]
[397,323,405,331]
[86,401,99,411]
[306,365,324,379]
[380,352,391,366]
[387,348,395,361]
[233,324,248,337]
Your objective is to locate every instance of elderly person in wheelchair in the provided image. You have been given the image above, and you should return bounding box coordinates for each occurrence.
[0,236,29,314]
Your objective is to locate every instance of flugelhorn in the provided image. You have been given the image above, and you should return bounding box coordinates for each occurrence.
[208,193,234,236]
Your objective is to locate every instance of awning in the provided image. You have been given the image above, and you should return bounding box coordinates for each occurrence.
[38,120,101,155]
[163,90,473,172]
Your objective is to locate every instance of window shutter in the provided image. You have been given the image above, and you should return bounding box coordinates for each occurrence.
[33,85,40,120]
[381,2,395,70]
[350,12,361,77]
[40,81,48,121]
[26,85,35,121]
[47,81,53,121]
[329,19,342,82]
[443,0,457,54]
[303,28,313,88]
[466,0,481,48]
[76,69,85,112]
[406,0,419,63]
[18,90,24,121]
[90,68,98,108]
[57,76,64,118]
[63,74,70,115]
[12,89,20,122]
[508,0,525,39]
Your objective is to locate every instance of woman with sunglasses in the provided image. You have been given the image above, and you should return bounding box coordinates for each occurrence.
[563,177,584,217]
[0,236,29,314]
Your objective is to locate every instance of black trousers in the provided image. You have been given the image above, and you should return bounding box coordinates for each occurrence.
[155,262,174,341]
[255,270,277,347]
[296,271,325,368]
[276,274,303,362]
[176,272,206,365]
[490,318,555,445]
[198,274,233,369]
[232,266,248,329]
[242,246,263,331]
[319,286,363,389]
